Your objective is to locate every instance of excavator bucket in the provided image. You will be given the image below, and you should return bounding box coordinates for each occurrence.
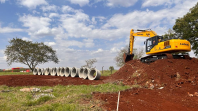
[123,53,134,63]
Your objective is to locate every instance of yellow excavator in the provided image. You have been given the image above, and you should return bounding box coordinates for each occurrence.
[123,29,191,63]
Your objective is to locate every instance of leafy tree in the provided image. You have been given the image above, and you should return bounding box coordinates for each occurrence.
[82,58,97,68]
[163,28,176,39]
[109,66,114,71]
[4,38,59,72]
[109,66,114,74]
[173,2,198,56]
[114,45,144,67]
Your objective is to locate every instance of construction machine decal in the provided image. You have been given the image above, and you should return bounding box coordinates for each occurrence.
[180,43,189,46]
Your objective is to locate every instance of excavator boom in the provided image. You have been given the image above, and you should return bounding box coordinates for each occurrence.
[123,29,157,62]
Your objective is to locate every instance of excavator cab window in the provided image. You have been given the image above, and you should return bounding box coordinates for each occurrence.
[146,36,158,52]
[146,38,152,52]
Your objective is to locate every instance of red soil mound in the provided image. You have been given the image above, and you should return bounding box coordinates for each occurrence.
[94,58,198,111]
[0,75,107,86]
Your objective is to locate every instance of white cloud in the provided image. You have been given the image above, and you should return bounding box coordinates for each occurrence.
[32,10,40,14]
[19,15,52,37]
[22,37,32,41]
[106,0,138,7]
[110,47,119,53]
[142,0,182,8]
[102,0,198,35]
[0,0,6,3]
[0,25,23,33]
[54,38,94,48]
[49,13,59,18]
[18,0,48,9]
[36,47,118,70]
[67,0,89,7]
[142,0,171,7]
[92,48,103,54]
[83,39,94,48]
[41,5,58,12]
[55,39,84,48]
[0,56,6,61]
[44,42,56,46]
[62,5,82,13]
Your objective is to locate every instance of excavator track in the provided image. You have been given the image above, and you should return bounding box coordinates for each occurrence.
[140,53,191,63]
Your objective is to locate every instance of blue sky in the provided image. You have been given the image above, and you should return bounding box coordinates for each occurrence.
[0,0,197,70]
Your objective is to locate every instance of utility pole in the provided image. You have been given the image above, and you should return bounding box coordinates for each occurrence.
[102,66,104,74]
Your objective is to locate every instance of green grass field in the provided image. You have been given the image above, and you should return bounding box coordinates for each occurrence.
[0,72,32,76]
[101,70,118,76]
[0,83,130,111]
[0,69,132,111]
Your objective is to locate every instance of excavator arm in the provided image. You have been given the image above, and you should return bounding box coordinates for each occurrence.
[123,29,157,62]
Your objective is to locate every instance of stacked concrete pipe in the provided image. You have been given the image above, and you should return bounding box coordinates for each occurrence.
[65,67,72,77]
[50,68,54,76]
[42,68,45,75]
[51,67,58,76]
[34,66,101,80]
[44,68,50,75]
[57,67,61,76]
[79,67,85,78]
[71,67,79,77]
[37,68,42,75]
[82,68,90,79]
[59,67,66,77]
[33,68,38,75]
[88,68,101,80]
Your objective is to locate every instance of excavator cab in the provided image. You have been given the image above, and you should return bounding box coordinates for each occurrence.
[145,36,163,52]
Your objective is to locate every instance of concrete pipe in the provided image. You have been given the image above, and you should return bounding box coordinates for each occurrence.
[59,67,66,77]
[41,68,45,75]
[37,68,42,75]
[79,67,85,78]
[71,67,79,77]
[33,68,38,75]
[57,67,62,76]
[44,68,50,75]
[51,67,58,76]
[50,68,55,76]
[48,68,52,75]
[88,68,101,80]
[65,67,72,77]
[83,68,90,79]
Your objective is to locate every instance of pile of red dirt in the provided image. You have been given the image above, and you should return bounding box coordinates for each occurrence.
[94,88,198,111]
[0,75,107,86]
[94,58,198,111]
[107,58,198,89]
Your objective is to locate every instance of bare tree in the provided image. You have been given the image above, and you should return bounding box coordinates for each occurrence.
[82,58,97,68]
[133,48,144,60]
[114,45,128,68]
[114,45,144,67]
